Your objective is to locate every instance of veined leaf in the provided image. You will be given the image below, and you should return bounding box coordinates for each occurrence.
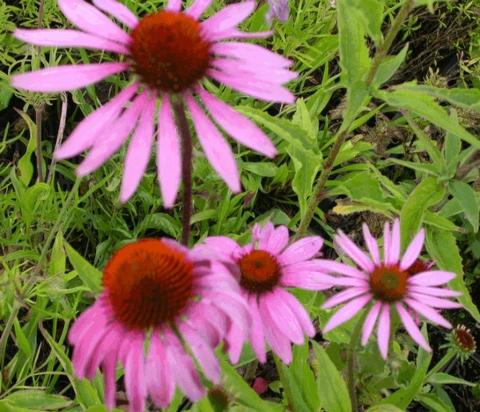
[448,180,479,232]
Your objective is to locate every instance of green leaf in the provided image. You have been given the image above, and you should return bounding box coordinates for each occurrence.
[3,391,73,410]
[290,344,320,411]
[49,232,66,277]
[372,44,409,88]
[448,180,479,232]
[425,229,480,321]
[337,0,371,85]
[366,405,404,412]
[343,81,370,128]
[400,177,445,249]
[0,81,14,111]
[275,358,311,412]
[13,318,32,359]
[312,342,352,412]
[349,0,384,45]
[416,393,451,412]
[428,372,476,387]
[64,241,102,293]
[377,88,480,149]
[402,85,480,112]
[15,109,37,186]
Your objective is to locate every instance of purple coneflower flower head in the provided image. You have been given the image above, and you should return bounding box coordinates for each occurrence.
[12,0,297,205]
[198,222,329,364]
[69,239,249,412]
[320,219,462,358]
[266,0,289,23]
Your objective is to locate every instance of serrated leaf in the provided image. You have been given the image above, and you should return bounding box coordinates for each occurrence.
[448,180,479,232]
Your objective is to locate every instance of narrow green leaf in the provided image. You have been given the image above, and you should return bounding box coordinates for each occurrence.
[14,109,37,186]
[312,342,352,412]
[428,372,476,387]
[3,390,73,410]
[366,405,404,412]
[64,241,102,293]
[372,44,409,88]
[402,85,480,112]
[49,232,66,277]
[416,393,451,412]
[448,180,479,232]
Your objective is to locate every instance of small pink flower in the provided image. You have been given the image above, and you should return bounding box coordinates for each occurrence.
[12,0,296,204]
[320,219,462,358]
[69,239,249,412]
[198,222,329,364]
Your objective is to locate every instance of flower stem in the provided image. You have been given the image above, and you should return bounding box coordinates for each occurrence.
[294,0,416,239]
[346,313,367,412]
[172,98,193,246]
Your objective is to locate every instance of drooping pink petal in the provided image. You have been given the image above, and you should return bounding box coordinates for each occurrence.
[335,231,374,272]
[120,95,156,202]
[211,42,292,68]
[377,304,391,359]
[76,92,147,176]
[396,303,431,352]
[407,285,462,298]
[400,229,425,270]
[72,322,109,378]
[404,298,452,328]
[201,1,256,36]
[196,87,277,157]
[322,287,369,309]
[208,68,295,104]
[262,291,304,344]
[278,237,323,266]
[92,0,138,29]
[102,352,117,409]
[206,291,250,333]
[387,219,401,264]
[307,259,368,279]
[408,270,455,286]
[207,28,272,42]
[185,94,240,192]
[361,302,381,345]
[58,0,131,44]
[186,0,213,18]
[276,288,315,337]
[248,295,266,363]
[55,82,139,159]
[408,293,462,309]
[14,29,129,54]
[147,334,175,408]
[225,322,246,364]
[166,0,182,11]
[11,63,128,92]
[323,294,372,333]
[124,336,148,412]
[362,223,380,264]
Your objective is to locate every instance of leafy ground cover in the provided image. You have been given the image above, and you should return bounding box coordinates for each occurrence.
[0,0,479,411]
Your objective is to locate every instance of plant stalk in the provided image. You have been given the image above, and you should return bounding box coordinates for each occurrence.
[172,98,193,246]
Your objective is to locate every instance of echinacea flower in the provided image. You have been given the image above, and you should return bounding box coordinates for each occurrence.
[198,222,328,364]
[12,0,297,205]
[446,324,477,362]
[69,239,249,412]
[320,219,462,358]
[266,0,289,23]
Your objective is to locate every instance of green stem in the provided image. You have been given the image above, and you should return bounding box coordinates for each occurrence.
[426,350,456,378]
[294,0,416,239]
[346,313,367,412]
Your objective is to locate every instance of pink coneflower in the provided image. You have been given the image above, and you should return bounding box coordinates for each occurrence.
[12,0,296,204]
[320,219,462,358]
[198,222,329,364]
[69,239,249,412]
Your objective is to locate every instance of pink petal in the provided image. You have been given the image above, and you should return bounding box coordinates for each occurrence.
[120,95,156,202]
[361,302,381,345]
[258,297,293,364]
[407,285,462,298]
[265,226,289,255]
[225,322,246,364]
[280,271,337,290]
[199,236,240,260]
[400,229,425,271]
[14,28,128,54]
[207,28,272,42]
[103,352,117,409]
[208,68,295,104]
[147,334,175,408]
[166,0,182,11]
[180,324,220,383]
[335,231,374,272]
[201,1,256,36]
[254,221,274,248]
[76,92,146,176]
[404,298,452,328]
[307,259,368,279]
[58,0,131,44]
[322,287,369,309]
[248,295,266,363]
[55,83,138,159]
[396,303,431,352]
[377,304,391,359]
[72,323,108,378]
[387,219,401,264]
[186,0,213,18]
[124,336,148,412]
[323,294,372,333]
[156,96,181,208]
[262,291,304,344]
[11,63,128,93]
[92,0,138,29]
[210,42,292,68]
[362,223,380,264]
[196,87,276,157]
[185,94,240,192]
[207,291,250,334]
[383,222,391,264]
[276,288,315,337]
[408,293,462,309]
[278,236,323,266]
[408,270,456,286]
